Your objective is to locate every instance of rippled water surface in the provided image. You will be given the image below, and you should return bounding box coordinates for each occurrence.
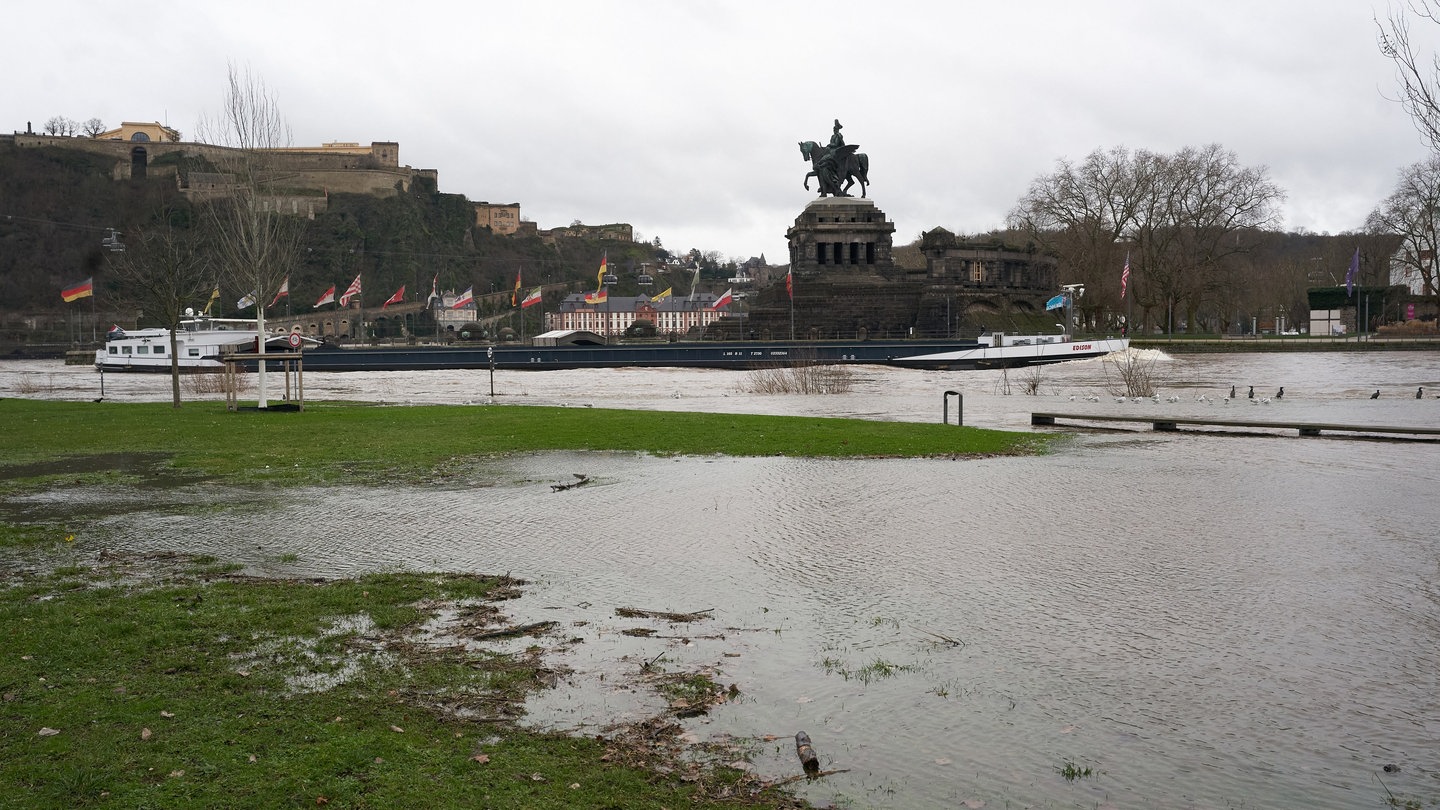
[4,351,1439,808]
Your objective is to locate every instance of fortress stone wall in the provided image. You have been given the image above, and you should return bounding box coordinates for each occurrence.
[12,134,420,196]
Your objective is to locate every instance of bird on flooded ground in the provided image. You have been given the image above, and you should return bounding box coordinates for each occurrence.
[1418,387,1425,399]
[1371,390,1381,399]
[1230,385,1236,399]
[1275,387,1284,400]
[1248,386,1255,399]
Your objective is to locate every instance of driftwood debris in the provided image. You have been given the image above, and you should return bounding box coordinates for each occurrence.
[615,606,714,623]
[551,474,590,492]
[914,625,965,647]
[764,768,850,789]
[469,620,557,640]
[795,731,820,774]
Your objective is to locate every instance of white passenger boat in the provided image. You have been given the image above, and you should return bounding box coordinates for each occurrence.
[888,332,1130,369]
[95,317,309,373]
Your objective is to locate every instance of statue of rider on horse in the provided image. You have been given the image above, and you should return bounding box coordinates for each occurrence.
[800,119,869,198]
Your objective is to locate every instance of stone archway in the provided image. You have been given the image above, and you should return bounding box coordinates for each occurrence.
[130,147,147,180]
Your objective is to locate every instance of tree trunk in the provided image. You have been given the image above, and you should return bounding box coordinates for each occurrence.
[256,305,269,408]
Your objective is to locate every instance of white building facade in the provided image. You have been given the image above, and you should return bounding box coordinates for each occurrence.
[549,293,729,337]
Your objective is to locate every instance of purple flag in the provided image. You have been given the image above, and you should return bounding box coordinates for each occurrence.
[1345,248,1359,296]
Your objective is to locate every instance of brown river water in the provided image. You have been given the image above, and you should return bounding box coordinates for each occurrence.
[3,350,1438,808]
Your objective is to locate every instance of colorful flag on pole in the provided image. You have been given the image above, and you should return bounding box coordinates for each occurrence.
[61,277,93,302]
[451,287,474,308]
[596,254,608,288]
[236,291,258,310]
[521,287,543,308]
[650,287,672,303]
[786,269,793,300]
[711,288,734,310]
[203,285,221,315]
[382,285,406,308]
[313,285,336,308]
[338,274,363,307]
[512,270,523,306]
[1120,253,1130,301]
[583,288,608,305]
[269,277,290,307]
[1044,294,1065,311]
[427,273,438,305]
[1345,247,1359,296]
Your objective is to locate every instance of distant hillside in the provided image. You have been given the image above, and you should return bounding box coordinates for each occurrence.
[0,138,665,320]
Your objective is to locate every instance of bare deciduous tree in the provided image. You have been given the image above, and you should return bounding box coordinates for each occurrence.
[1379,2,1440,152]
[195,63,305,408]
[1367,155,1440,304]
[43,116,77,136]
[1008,146,1148,326]
[1009,144,1284,334]
[81,118,106,138]
[105,212,215,407]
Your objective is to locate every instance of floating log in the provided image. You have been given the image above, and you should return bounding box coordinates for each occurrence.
[795,731,820,774]
[615,606,714,622]
[551,474,590,492]
[470,621,557,640]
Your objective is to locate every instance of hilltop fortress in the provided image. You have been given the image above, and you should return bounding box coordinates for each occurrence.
[9,121,630,244]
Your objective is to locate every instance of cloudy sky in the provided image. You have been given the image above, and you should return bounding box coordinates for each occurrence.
[11,1,1437,263]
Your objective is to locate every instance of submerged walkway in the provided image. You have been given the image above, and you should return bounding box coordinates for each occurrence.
[1031,412,1440,440]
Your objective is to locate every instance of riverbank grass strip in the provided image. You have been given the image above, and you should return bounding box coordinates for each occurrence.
[0,399,1046,483]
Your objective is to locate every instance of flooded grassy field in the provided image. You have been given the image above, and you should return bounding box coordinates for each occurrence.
[3,351,1439,808]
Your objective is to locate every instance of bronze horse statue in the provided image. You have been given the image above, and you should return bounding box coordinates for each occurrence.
[799,140,869,198]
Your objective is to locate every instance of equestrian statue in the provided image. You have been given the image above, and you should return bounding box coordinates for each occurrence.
[800,119,869,198]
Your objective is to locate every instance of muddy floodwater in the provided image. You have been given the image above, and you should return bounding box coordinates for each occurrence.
[3,350,1439,808]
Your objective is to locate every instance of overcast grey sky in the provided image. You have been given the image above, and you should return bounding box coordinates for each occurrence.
[10,1,1435,263]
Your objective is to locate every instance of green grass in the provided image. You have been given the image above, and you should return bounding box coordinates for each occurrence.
[0,563,797,809]
[0,399,1047,485]
[1057,759,1097,781]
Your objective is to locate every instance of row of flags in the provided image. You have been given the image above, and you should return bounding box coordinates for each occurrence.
[66,249,1377,316]
[60,256,773,312]
[576,254,743,311]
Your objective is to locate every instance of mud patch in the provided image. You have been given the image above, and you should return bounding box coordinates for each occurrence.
[0,452,197,486]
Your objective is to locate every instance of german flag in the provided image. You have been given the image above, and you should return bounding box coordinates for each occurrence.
[61,277,94,303]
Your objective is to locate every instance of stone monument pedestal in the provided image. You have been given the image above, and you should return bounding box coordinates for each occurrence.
[785,197,897,281]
